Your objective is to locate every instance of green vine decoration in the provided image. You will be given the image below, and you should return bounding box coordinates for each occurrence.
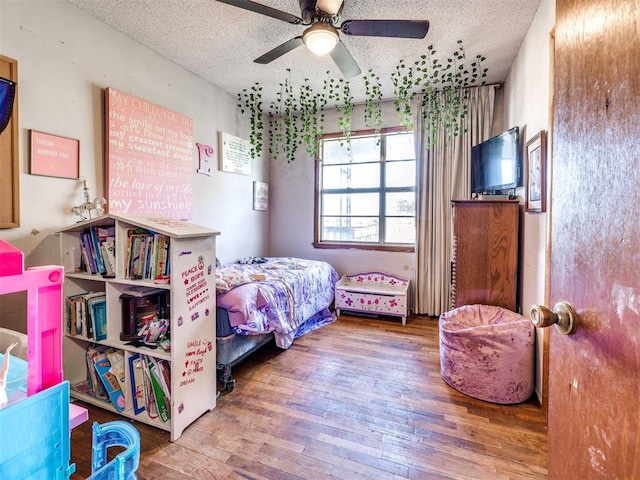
[393,41,487,147]
[391,58,414,130]
[268,72,301,163]
[299,78,327,158]
[364,69,383,140]
[237,82,263,159]
[238,40,488,161]
[325,73,354,147]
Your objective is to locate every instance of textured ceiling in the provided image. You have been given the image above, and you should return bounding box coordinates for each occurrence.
[66,0,541,104]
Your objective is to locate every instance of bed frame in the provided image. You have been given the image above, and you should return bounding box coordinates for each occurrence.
[216,330,274,392]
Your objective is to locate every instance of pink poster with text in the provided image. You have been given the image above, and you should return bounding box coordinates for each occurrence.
[105,88,193,220]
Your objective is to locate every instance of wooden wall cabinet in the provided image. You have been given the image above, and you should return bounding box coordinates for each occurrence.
[451,200,520,311]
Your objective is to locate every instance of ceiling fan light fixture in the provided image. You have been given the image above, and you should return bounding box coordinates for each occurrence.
[303,23,339,56]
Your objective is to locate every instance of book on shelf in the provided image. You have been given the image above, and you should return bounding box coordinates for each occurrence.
[106,350,126,392]
[141,356,159,420]
[78,226,116,277]
[80,232,99,274]
[90,298,107,341]
[65,291,106,340]
[100,239,116,277]
[82,344,128,414]
[88,226,105,274]
[83,291,106,340]
[65,293,86,336]
[124,228,171,282]
[128,353,146,415]
[139,354,171,422]
[94,354,126,412]
[85,345,109,400]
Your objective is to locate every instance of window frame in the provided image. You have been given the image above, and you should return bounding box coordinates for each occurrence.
[313,126,416,252]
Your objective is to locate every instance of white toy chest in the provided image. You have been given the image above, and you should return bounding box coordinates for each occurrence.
[335,272,410,325]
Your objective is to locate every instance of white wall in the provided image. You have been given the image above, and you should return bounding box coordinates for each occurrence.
[0,0,267,268]
[502,0,555,401]
[269,100,415,283]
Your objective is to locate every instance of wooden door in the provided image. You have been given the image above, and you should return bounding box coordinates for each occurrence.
[548,0,640,477]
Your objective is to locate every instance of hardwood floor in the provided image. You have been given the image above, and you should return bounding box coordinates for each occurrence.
[70,314,548,479]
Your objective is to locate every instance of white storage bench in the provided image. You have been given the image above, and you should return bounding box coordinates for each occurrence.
[335,272,410,325]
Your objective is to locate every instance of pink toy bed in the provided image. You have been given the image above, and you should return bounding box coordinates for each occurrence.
[215,257,338,391]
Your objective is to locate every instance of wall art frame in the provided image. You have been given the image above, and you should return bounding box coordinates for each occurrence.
[29,130,80,179]
[525,130,547,213]
[253,181,268,211]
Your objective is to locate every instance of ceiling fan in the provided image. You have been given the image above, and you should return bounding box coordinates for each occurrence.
[216,0,430,79]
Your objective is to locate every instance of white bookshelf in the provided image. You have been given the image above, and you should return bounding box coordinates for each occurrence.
[58,213,219,441]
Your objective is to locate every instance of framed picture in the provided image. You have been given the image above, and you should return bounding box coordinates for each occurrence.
[253,181,268,211]
[30,130,80,179]
[525,130,547,213]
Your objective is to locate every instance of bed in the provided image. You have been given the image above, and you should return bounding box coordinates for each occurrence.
[215,257,338,391]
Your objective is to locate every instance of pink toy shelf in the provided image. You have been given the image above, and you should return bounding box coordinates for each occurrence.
[0,238,92,479]
[0,238,63,395]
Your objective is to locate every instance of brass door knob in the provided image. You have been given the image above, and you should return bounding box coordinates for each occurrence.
[530,301,577,335]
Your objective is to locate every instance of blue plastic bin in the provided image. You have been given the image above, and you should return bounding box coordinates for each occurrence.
[88,420,140,480]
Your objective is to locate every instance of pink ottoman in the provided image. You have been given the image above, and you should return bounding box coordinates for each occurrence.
[439,304,534,404]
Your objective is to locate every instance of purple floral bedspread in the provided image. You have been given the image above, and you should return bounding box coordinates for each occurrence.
[216,257,338,348]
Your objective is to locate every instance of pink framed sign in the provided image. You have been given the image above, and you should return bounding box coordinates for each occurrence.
[29,130,80,179]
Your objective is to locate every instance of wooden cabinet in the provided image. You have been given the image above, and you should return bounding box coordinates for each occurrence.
[451,200,519,311]
[58,213,219,441]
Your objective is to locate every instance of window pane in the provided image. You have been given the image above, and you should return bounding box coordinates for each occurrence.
[386,160,415,188]
[385,217,415,244]
[323,136,379,165]
[323,192,379,216]
[386,192,415,216]
[322,216,379,242]
[322,163,380,189]
[317,128,416,247]
[386,133,415,160]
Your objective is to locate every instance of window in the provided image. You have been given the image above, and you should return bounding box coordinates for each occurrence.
[314,128,416,251]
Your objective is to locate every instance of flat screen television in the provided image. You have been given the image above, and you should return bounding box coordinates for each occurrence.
[471,126,521,194]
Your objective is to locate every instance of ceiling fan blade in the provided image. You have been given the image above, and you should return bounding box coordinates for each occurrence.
[254,37,304,64]
[216,0,303,24]
[330,41,362,79]
[340,19,429,38]
[316,0,344,16]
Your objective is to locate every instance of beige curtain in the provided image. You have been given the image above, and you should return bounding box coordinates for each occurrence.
[414,85,496,316]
